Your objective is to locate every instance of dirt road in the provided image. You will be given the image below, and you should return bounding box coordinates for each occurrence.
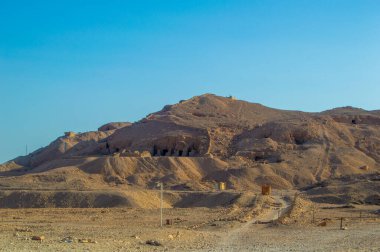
[0,197,378,251]
[216,195,291,251]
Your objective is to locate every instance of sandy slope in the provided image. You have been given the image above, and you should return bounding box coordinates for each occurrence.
[0,201,378,251]
[1,94,380,208]
[217,194,291,251]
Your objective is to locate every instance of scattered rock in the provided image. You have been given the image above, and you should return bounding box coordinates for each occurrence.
[15,227,32,232]
[255,220,272,224]
[174,231,180,238]
[60,236,75,243]
[146,240,162,246]
[318,221,327,227]
[79,238,97,243]
[32,235,45,241]
[173,217,187,224]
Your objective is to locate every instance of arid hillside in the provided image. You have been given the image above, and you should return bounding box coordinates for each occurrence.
[1,94,379,207]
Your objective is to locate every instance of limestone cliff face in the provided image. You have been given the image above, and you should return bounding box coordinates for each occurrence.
[1,94,380,192]
[104,121,211,157]
[98,122,132,132]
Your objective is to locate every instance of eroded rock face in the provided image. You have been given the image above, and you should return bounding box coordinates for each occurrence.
[151,135,207,157]
[322,107,380,125]
[234,138,281,162]
[329,115,380,125]
[228,119,322,163]
[244,120,321,145]
[2,94,380,195]
[235,138,279,152]
[26,131,111,168]
[98,122,132,131]
[103,121,211,157]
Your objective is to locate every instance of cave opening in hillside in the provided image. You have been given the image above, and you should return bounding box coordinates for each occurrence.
[178,150,183,156]
[352,119,357,124]
[294,138,305,145]
[187,148,192,156]
[115,148,120,152]
[106,142,110,154]
[153,145,158,156]
[162,149,169,156]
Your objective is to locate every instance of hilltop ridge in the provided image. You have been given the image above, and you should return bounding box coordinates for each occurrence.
[1,94,379,207]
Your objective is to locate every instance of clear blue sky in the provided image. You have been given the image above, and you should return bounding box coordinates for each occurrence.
[1,0,379,163]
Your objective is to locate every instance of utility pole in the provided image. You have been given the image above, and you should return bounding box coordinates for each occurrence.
[161,182,163,227]
[157,182,163,227]
[25,144,28,156]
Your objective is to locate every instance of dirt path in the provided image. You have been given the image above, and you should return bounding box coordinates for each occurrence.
[216,195,291,251]
[0,205,378,251]
[254,196,290,222]
[315,126,331,181]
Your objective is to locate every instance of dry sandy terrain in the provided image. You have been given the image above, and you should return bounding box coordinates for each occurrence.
[2,94,380,203]
[0,94,379,251]
[0,193,378,252]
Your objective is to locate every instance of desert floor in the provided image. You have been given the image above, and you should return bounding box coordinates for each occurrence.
[0,198,379,252]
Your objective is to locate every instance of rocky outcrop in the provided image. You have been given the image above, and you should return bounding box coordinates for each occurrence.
[98,122,132,131]
[1,94,379,197]
[103,121,210,157]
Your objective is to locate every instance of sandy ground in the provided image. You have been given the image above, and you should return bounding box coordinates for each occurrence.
[217,195,290,250]
[211,222,380,252]
[0,197,378,252]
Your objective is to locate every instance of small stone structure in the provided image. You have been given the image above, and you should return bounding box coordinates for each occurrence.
[64,132,76,138]
[360,165,369,171]
[261,184,271,195]
[166,219,173,225]
[219,182,226,191]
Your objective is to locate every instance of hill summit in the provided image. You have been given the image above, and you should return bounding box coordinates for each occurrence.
[1,94,379,207]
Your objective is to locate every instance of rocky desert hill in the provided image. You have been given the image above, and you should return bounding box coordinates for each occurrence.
[1,94,379,207]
